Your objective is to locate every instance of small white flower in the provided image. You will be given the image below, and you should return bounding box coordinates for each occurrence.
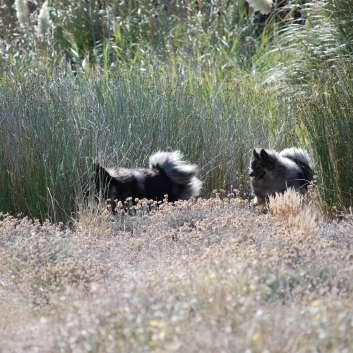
[40,317,47,324]
[247,0,273,15]
[37,1,52,37]
[14,0,29,27]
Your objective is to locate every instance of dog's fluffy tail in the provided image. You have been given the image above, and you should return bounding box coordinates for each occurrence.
[149,151,202,199]
[279,147,315,181]
[279,147,312,167]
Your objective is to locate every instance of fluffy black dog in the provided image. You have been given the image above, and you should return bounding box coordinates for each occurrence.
[89,151,202,211]
[249,147,314,205]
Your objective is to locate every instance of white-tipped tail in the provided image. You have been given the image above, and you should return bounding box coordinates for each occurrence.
[149,151,202,197]
[246,0,273,15]
[279,147,313,168]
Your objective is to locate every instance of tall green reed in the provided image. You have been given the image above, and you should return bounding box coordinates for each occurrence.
[296,66,353,217]
[0,0,267,75]
[262,0,353,92]
[260,0,353,216]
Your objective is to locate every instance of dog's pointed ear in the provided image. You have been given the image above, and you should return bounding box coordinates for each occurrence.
[253,149,259,157]
[93,163,101,174]
[93,163,108,178]
[260,149,268,158]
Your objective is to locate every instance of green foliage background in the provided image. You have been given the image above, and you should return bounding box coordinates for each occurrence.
[1,0,353,221]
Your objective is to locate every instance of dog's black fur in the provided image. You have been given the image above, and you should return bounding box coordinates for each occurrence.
[89,151,202,212]
[249,147,314,205]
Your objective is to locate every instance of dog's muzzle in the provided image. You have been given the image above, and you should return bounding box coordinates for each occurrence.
[249,171,265,181]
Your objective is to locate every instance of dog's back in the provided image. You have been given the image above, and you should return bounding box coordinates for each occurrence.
[91,151,202,209]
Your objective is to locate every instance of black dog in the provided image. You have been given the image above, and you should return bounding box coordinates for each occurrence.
[249,147,314,205]
[88,151,202,212]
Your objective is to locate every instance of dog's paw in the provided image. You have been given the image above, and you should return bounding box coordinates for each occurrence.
[251,196,259,206]
[251,196,267,208]
[251,201,257,207]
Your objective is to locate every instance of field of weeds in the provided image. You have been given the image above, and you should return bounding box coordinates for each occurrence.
[1,0,353,351]
[1,190,353,352]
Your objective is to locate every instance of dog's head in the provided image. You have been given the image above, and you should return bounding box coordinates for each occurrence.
[249,149,277,182]
[84,163,113,200]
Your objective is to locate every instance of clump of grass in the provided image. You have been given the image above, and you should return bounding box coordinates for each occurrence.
[267,188,303,220]
[262,0,350,92]
[296,65,353,217]
[268,188,317,236]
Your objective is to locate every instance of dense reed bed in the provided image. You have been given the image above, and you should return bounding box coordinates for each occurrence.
[0,67,297,222]
[1,1,353,219]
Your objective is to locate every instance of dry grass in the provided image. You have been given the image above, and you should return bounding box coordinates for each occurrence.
[267,189,317,237]
[1,191,353,352]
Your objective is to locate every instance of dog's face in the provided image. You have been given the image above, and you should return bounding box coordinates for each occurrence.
[249,149,277,182]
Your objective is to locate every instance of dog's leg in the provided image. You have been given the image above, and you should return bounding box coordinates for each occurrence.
[252,195,267,206]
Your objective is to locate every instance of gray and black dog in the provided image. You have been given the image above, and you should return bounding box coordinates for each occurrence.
[249,147,314,205]
[89,151,202,212]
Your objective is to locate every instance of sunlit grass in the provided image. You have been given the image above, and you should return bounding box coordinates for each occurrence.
[0,1,353,351]
[1,195,353,352]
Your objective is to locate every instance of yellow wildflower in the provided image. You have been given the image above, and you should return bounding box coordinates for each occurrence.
[252,333,260,341]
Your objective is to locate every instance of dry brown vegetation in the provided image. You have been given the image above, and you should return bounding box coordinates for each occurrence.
[1,190,353,352]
